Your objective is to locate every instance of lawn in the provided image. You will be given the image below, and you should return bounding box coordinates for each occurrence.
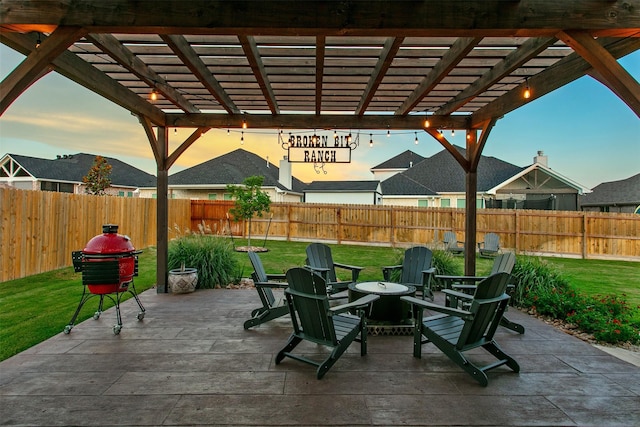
[1,238,638,362]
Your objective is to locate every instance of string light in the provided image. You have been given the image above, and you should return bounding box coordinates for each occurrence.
[424,113,430,128]
[369,134,373,147]
[523,77,531,99]
[35,32,42,48]
[414,132,419,144]
[227,128,230,136]
[347,132,352,144]
[242,119,247,129]
[149,88,158,101]
[451,129,455,137]
[387,129,390,138]
[333,129,338,139]
[240,131,244,144]
[174,128,177,134]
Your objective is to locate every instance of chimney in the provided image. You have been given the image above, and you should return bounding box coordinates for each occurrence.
[534,150,548,167]
[279,156,292,189]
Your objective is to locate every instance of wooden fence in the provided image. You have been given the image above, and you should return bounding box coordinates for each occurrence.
[192,201,640,261]
[0,187,191,282]
[2,191,638,282]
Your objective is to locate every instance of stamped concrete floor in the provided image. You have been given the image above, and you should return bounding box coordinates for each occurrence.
[1,288,639,426]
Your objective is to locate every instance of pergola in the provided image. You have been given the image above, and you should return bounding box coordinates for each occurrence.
[1,1,639,291]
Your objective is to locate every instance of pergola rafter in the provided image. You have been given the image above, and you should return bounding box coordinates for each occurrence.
[1,0,639,289]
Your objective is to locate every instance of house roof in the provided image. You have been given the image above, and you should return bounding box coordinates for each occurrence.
[580,173,640,207]
[488,162,590,195]
[371,150,426,171]
[305,180,380,192]
[382,146,524,195]
[380,173,438,197]
[4,153,156,188]
[168,148,306,193]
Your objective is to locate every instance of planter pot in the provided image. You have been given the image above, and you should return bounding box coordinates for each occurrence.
[168,268,198,294]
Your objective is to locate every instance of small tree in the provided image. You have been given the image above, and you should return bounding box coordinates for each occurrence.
[227,175,271,248]
[82,155,112,195]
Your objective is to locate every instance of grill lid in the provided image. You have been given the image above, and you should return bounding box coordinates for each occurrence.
[83,224,135,255]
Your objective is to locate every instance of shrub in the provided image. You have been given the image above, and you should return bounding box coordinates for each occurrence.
[512,257,639,345]
[168,234,239,289]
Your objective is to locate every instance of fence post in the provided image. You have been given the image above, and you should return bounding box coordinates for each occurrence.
[582,212,588,259]
[515,209,520,254]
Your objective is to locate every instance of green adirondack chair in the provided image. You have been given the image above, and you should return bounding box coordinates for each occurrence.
[243,251,289,329]
[443,231,464,255]
[382,246,436,300]
[305,243,363,298]
[275,267,379,379]
[437,252,524,334]
[401,272,520,387]
[478,232,500,257]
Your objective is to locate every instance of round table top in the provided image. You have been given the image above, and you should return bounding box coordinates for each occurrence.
[351,281,415,295]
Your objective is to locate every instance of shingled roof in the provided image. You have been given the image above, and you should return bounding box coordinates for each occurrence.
[304,180,380,192]
[5,153,156,188]
[381,146,524,195]
[168,148,306,193]
[580,173,640,207]
[371,150,426,171]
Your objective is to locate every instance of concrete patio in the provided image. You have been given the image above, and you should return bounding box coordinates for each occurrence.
[1,288,638,426]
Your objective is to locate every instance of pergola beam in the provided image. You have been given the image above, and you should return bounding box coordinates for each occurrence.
[471,36,640,126]
[2,1,639,37]
[161,34,240,115]
[356,37,404,115]
[0,26,86,115]
[315,36,325,115]
[0,31,166,125]
[396,37,482,116]
[239,35,279,115]
[166,113,470,130]
[435,36,557,116]
[557,30,640,117]
[86,33,200,114]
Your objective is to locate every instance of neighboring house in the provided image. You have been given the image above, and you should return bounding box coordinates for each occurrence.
[0,153,156,196]
[580,173,640,213]
[370,150,425,181]
[153,149,306,202]
[304,180,382,205]
[381,147,589,210]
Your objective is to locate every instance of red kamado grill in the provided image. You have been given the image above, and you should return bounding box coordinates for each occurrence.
[64,224,146,335]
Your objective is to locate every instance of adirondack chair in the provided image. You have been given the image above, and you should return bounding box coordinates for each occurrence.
[401,272,520,386]
[436,252,524,334]
[443,231,464,255]
[382,246,436,300]
[243,251,289,329]
[275,267,379,379]
[478,232,500,257]
[305,243,363,298]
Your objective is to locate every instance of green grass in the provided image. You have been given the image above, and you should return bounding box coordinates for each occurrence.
[1,239,638,361]
[0,247,158,361]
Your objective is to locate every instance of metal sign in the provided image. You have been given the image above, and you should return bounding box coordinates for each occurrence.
[286,134,352,163]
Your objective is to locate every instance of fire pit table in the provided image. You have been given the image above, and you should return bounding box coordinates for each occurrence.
[348,282,415,325]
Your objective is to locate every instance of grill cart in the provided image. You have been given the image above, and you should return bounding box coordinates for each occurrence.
[64,225,146,335]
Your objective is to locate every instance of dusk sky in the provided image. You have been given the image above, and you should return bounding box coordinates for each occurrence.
[1,45,638,189]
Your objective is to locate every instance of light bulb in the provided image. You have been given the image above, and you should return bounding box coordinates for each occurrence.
[424,117,430,128]
[149,89,157,101]
[387,129,390,138]
[451,129,455,137]
[242,119,247,129]
[524,78,531,99]
[240,131,244,144]
[414,132,419,144]
[369,134,373,147]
